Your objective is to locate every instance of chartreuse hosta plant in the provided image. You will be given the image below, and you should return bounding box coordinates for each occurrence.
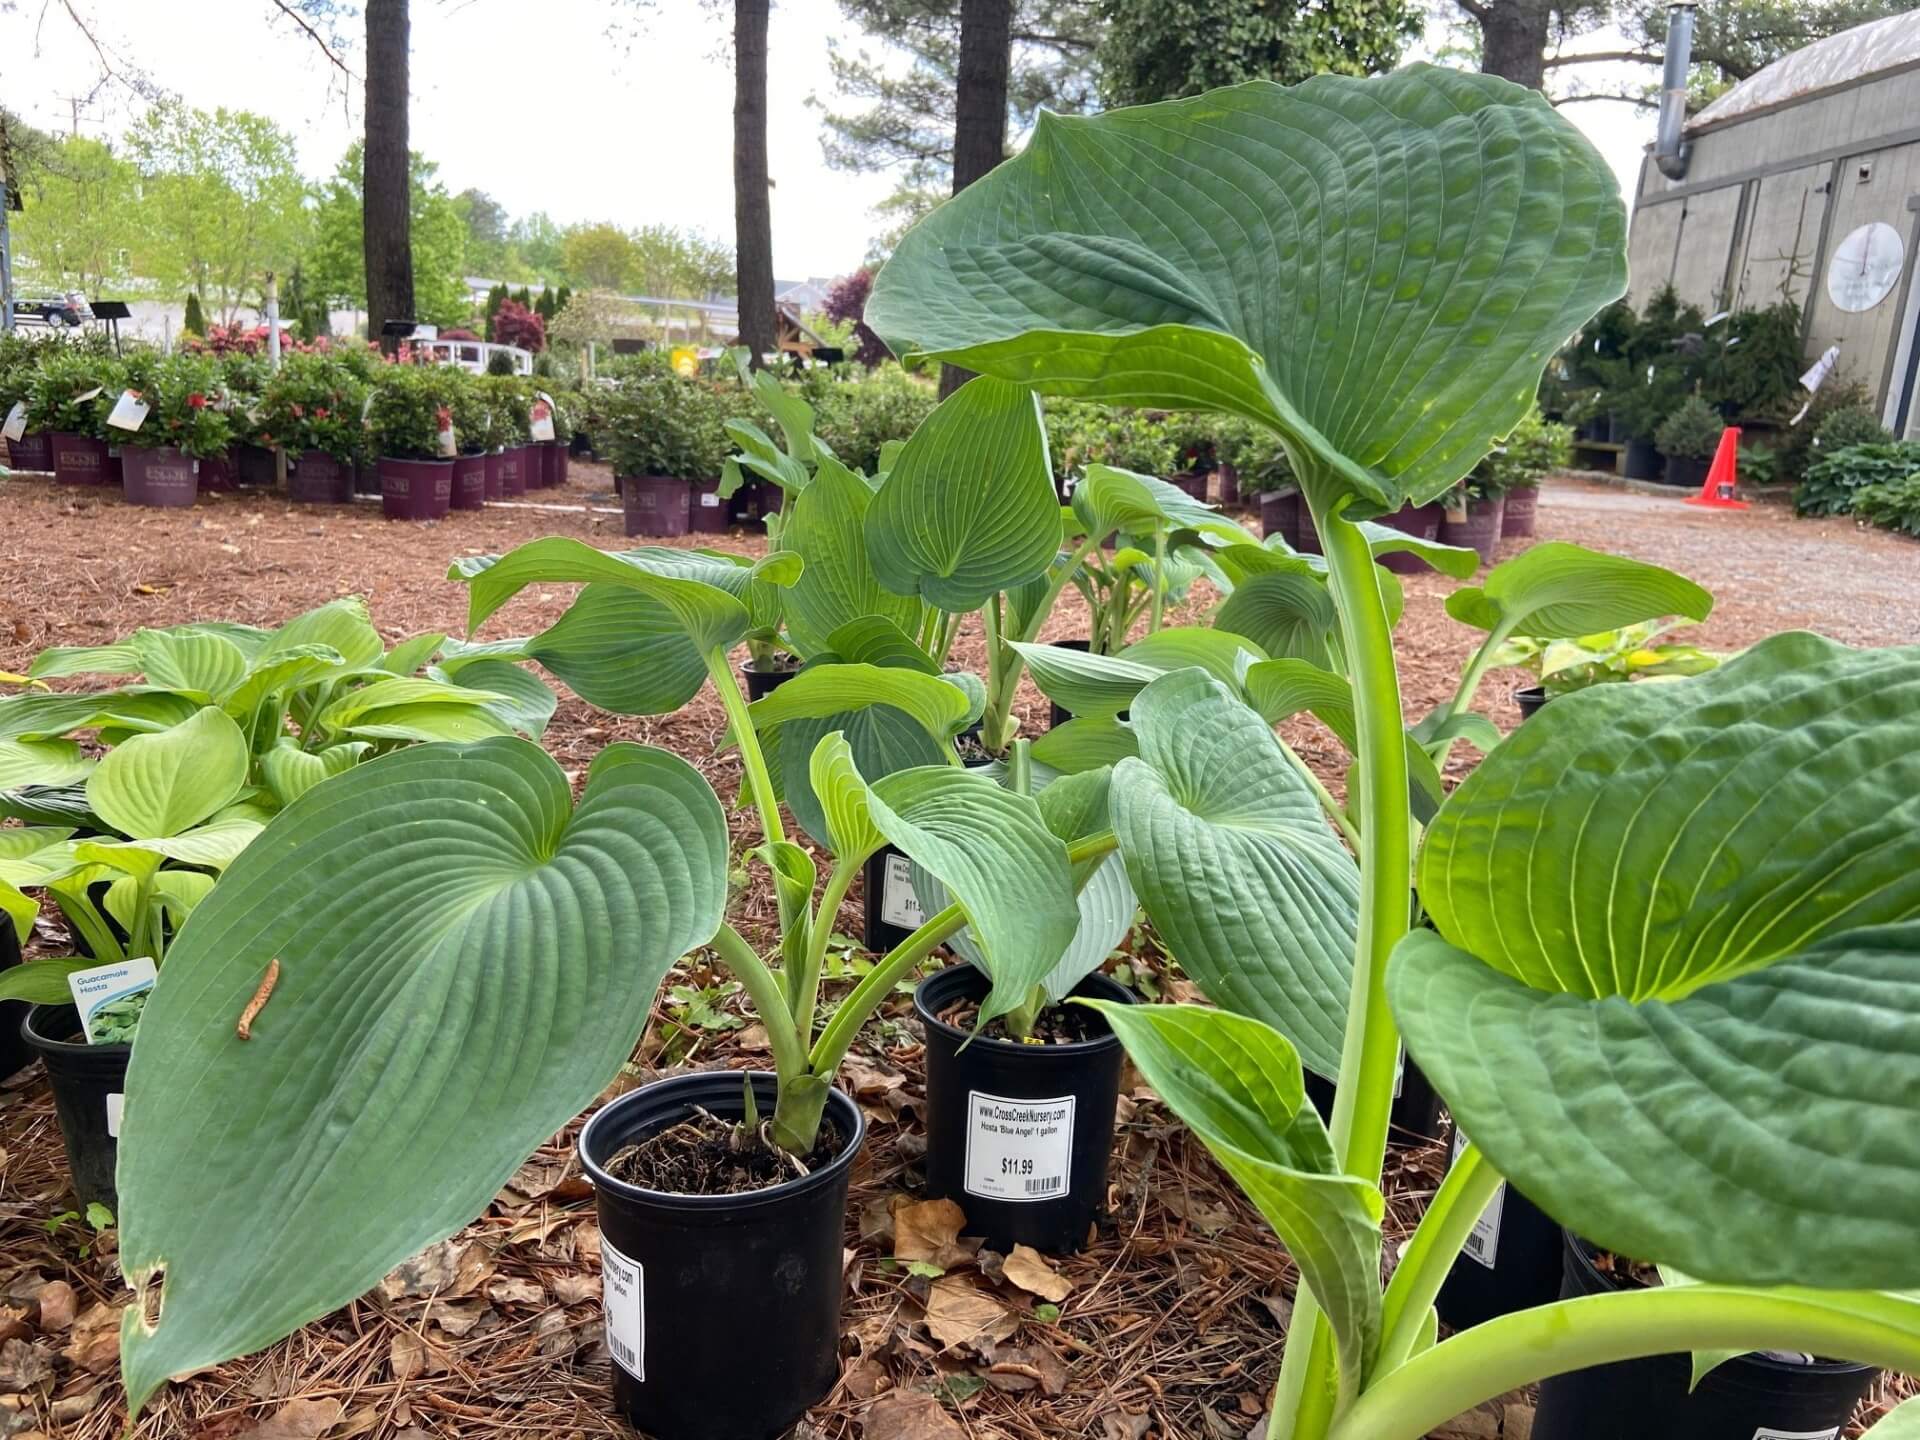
[864,66,1920,1440]
[107,536,1120,1411]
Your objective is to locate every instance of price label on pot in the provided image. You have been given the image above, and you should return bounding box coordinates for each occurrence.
[601,1238,644,1381]
[1452,1127,1505,1269]
[699,491,721,507]
[964,1091,1075,1204]
[106,1093,124,1139]
[1752,1428,1840,1440]
[880,852,925,930]
[2,402,25,441]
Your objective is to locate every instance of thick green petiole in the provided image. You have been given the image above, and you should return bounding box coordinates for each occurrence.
[1374,1143,1503,1374]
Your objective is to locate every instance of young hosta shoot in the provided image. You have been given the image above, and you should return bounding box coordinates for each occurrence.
[867,64,1920,1440]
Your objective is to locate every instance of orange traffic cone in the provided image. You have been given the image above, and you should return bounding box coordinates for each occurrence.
[1684,426,1747,510]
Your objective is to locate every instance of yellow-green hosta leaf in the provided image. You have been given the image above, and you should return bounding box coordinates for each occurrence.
[1028,716,1138,775]
[1111,669,1358,1077]
[26,643,141,680]
[747,662,973,743]
[104,869,216,934]
[86,707,248,840]
[1445,541,1712,639]
[260,597,384,671]
[317,677,503,730]
[129,628,249,700]
[512,584,710,717]
[1009,644,1160,720]
[435,659,556,739]
[0,737,92,788]
[867,68,1627,515]
[809,731,886,864]
[1863,1398,1920,1438]
[1215,572,1341,668]
[1071,464,1252,547]
[259,739,371,810]
[865,376,1060,613]
[116,739,729,1415]
[1087,1002,1383,1396]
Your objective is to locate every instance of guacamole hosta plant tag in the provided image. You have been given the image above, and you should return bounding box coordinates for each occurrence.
[964,1091,1074,1203]
[601,1239,644,1380]
[68,957,157,1047]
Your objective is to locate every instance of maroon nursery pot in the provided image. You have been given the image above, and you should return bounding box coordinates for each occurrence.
[496,445,528,498]
[542,440,565,488]
[50,432,110,485]
[289,451,354,504]
[690,479,729,533]
[1172,470,1209,502]
[120,445,200,508]
[483,449,504,501]
[1373,500,1445,571]
[450,453,488,511]
[235,443,279,488]
[1439,495,1504,567]
[1501,483,1539,537]
[197,450,236,492]
[1217,462,1239,506]
[1260,489,1302,548]
[7,431,53,472]
[379,457,452,521]
[623,474,692,538]
[552,444,569,488]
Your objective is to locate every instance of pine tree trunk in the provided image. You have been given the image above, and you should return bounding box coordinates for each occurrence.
[734,0,776,370]
[1478,0,1550,90]
[364,0,415,352]
[940,0,1014,397]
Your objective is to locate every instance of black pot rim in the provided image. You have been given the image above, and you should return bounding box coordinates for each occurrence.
[1515,684,1549,702]
[1562,1233,1873,1377]
[739,657,802,676]
[23,1001,131,1060]
[578,1070,865,1214]
[913,962,1133,1058]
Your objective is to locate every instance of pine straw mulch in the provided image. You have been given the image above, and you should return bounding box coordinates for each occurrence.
[2,466,1919,1440]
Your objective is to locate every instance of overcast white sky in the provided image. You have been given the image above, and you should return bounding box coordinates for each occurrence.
[0,0,1657,283]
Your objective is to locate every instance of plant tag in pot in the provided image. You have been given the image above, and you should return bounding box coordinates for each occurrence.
[107,390,150,432]
[601,1240,644,1380]
[880,853,925,930]
[436,405,457,457]
[1443,493,1468,523]
[2,402,25,441]
[74,386,104,404]
[1451,1126,1507,1269]
[529,398,556,443]
[66,956,157,1046]
[964,1091,1075,1203]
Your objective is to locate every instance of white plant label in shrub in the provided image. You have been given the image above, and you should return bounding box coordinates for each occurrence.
[3,402,25,441]
[107,390,150,432]
[601,1239,644,1380]
[964,1091,1074,1203]
[529,399,556,443]
[879,853,925,930]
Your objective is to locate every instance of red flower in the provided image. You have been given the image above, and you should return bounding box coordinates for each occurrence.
[187,392,207,409]
[290,403,305,419]
[314,407,329,420]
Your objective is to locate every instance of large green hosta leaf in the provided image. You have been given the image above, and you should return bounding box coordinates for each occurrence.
[1445,540,1712,640]
[1087,1003,1383,1397]
[865,376,1060,612]
[782,455,926,658]
[866,68,1627,514]
[1112,669,1359,1076]
[86,707,248,839]
[1395,633,1920,1291]
[116,738,729,1413]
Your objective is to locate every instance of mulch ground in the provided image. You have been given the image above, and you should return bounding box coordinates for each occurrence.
[0,463,1914,1440]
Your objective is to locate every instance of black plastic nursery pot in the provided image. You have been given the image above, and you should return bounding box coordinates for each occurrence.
[353,459,380,496]
[1514,685,1552,722]
[864,844,927,954]
[120,445,200,508]
[579,1071,864,1440]
[1622,434,1662,480]
[22,1004,129,1212]
[50,432,111,486]
[1663,453,1710,489]
[1047,639,1093,730]
[1438,495,1503,567]
[1432,1126,1565,1332]
[1532,1233,1877,1440]
[235,443,279,488]
[450,453,488,511]
[1301,1050,1446,1144]
[7,431,53,472]
[197,450,236,492]
[915,963,1134,1255]
[289,450,355,504]
[379,457,453,521]
[0,926,29,1084]
[1501,483,1539,537]
[740,658,799,702]
[1217,461,1239,506]
[623,474,692,538]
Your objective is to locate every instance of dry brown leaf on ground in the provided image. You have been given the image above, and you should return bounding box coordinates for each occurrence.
[921,1276,1017,1351]
[862,1389,966,1440]
[0,1336,54,1391]
[62,1303,122,1375]
[422,1297,492,1337]
[380,1239,491,1300]
[983,1340,1069,1396]
[893,1198,970,1269]
[29,1281,73,1333]
[1001,1244,1073,1303]
[841,1053,906,1101]
[388,1329,451,1381]
[551,1273,600,1305]
[1101,1411,1152,1440]
[235,1396,346,1440]
[486,1277,545,1307]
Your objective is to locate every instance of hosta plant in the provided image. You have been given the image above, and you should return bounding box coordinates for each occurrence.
[865,66,1920,1440]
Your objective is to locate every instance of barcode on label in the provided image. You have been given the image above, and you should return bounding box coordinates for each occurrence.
[601,1239,644,1380]
[1024,1175,1064,1196]
[608,1331,638,1372]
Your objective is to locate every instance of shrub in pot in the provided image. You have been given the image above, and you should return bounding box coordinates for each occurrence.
[0,331,63,472]
[119,354,236,508]
[444,370,494,511]
[603,371,729,537]
[1437,480,1503,565]
[261,352,369,504]
[1654,394,1723,487]
[368,363,457,520]
[861,70,1920,1440]
[483,373,534,495]
[26,346,121,485]
[1473,403,1570,538]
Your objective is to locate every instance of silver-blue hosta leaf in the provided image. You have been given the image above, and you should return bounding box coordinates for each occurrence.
[1111,669,1359,1077]
[866,67,1627,515]
[1086,1002,1383,1396]
[116,738,729,1414]
[1397,633,1920,1290]
[865,376,1061,613]
[781,455,928,659]
[518,583,711,717]
[1011,629,1264,721]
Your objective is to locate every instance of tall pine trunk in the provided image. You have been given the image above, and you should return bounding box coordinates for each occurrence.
[1478,0,1550,90]
[364,0,415,352]
[734,0,776,369]
[940,0,1013,398]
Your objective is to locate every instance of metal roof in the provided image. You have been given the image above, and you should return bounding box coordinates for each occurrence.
[1688,9,1920,134]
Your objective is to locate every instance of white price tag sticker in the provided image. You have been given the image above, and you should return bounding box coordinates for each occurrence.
[106,1093,125,1139]
[1452,1127,1506,1269]
[2,402,25,442]
[1753,1429,1840,1440]
[699,492,721,508]
[964,1091,1075,1203]
[107,390,150,432]
[880,852,924,930]
[601,1239,644,1380]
